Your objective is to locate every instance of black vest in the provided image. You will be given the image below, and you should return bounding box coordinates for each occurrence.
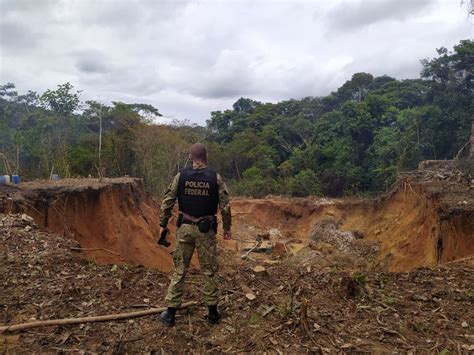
[177,168,218,217]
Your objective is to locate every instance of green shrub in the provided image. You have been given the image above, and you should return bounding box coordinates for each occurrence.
[289,169,321,197]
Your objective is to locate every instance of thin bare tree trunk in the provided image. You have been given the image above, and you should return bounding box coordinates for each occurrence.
[98,102,102,171]
[469,122,474,160]
[0,301,197,333]
[234,159,241,180]
[15,143,19,174]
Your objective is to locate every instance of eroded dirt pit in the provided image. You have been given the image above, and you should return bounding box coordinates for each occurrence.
[3,169,473,273]
[1,168,473,352]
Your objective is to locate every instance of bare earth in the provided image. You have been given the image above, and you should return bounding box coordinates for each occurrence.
[0,169,473,352]
[1,212,473,353]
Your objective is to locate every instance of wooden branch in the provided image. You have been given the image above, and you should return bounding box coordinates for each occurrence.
[299,298,318,345]
[0,301,197,333]
[454,139,470,161]
[0,152,13,175]
[240,238,261,260]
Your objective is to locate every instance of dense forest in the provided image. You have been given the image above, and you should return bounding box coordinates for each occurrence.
[1,40,472,197]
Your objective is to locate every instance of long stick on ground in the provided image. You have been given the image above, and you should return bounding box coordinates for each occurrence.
[0,301,197,333]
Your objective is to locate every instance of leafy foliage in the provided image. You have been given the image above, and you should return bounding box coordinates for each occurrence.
[0,40,472,197]
[205,40,473,197]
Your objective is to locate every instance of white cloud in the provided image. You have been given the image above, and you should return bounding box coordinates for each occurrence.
[0,0,472,125]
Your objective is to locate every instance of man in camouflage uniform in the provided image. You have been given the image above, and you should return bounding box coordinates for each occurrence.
[158,143,232,326]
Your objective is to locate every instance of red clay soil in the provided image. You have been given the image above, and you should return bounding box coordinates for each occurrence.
[1,178,175,271]
[230,170,474,272]
[1,168,473,273]
[344,171,474,271]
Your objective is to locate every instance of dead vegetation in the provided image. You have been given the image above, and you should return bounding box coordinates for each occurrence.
[1,212,473,353]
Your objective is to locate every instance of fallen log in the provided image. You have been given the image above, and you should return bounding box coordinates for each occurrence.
[0,301,197,333]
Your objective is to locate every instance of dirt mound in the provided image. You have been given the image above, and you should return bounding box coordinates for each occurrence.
[1,178,174,271]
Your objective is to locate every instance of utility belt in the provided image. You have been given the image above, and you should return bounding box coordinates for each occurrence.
[177,213,217,233]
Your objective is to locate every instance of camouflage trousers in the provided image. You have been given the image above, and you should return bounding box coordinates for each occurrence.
[165,224,218,307]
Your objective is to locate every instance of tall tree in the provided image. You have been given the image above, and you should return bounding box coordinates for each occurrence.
[351,72,374,103]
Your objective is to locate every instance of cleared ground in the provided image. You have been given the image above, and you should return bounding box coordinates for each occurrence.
[0,167,473,352]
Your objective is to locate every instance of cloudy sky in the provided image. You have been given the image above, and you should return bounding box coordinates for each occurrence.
[0,0,472,125]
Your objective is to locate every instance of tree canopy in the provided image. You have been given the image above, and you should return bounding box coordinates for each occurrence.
[1,39,472,197]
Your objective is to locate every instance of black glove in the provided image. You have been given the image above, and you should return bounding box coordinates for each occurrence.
[158,228,171,247]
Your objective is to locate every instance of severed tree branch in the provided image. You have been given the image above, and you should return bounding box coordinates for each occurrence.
[0,301,197,333]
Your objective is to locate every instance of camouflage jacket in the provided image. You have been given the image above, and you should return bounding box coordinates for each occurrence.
[159,162,232,231]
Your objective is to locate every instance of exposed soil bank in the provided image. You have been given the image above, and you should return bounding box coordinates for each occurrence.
[1,178,174,271]
[230,170,474,272]
[1,169,472,272]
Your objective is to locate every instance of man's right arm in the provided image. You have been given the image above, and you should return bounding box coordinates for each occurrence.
[159,173,180,228]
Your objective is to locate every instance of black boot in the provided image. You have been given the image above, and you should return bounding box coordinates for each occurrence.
[206,305,221,325]
[160,307,176,327]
